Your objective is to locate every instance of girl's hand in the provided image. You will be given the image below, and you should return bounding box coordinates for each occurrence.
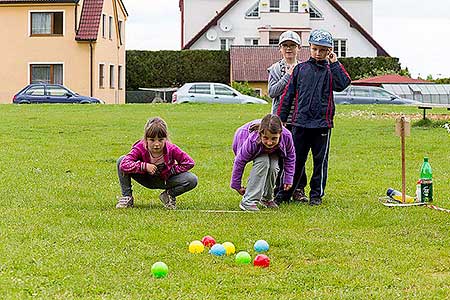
[146,163,158,175]
[286,63,296,75]
[283,184,292,191]
[237,187,246,196]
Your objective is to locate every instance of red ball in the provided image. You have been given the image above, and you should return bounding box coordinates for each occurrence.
[201,235,216,247]
[253,254,270,268]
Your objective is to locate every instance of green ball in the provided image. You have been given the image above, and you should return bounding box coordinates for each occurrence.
[235,251,251,265]
[151,262,168,278]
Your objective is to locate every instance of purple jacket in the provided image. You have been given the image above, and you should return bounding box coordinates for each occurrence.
[119,140,195,181]
[230,120,296,190]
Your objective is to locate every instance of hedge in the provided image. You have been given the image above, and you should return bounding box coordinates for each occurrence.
[126,50,229,90]
[338,56,406,80]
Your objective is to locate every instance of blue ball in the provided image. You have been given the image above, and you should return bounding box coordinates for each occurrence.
[209,244,226,256]
[254,240,269,253]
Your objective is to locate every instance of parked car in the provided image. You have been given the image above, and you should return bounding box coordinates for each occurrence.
[172,82,267,104]
[13,83,104,104]
[334,85,421,105]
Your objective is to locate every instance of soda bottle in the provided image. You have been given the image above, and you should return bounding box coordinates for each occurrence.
[419,157,433,202]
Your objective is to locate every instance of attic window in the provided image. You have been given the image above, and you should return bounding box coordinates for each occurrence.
[30,12,63,36]
[290,0,299,12]
[270,0,280,12]
[245,2,259,18]
[309,2,323,19]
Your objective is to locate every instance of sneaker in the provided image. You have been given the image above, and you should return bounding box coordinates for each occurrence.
[293,188,308,203]
[309,197,322,206]
[239,200,259,211]
[260,199,279,209]
[116,196,134,208]
[159,191,176,210]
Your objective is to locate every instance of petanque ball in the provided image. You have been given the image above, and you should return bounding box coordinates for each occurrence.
[253,254,270,268]
[188,240,205,254]
[201,235,216,247]
[222,242,236,256]
[209,244,226,256]
[235,251,252,265]
[254,240,269,253]
[151,261,168,278]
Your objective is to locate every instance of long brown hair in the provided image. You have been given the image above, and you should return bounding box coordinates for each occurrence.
[143,117,168,139]
[249,114,283,134]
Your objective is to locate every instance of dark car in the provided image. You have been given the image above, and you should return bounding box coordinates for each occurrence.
[13,83,103,104]
[334,85,421,105]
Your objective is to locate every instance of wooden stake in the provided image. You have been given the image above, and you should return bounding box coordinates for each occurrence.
[400,116,406,203]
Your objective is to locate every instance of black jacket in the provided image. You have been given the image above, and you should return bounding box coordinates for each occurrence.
[278,57,351,128]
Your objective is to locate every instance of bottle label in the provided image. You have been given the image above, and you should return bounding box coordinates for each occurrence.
[420,180,433,202]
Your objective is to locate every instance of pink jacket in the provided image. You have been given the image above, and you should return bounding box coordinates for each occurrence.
[119,140,195,180]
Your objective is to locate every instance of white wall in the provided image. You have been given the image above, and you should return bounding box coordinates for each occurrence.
[337,0,373,33]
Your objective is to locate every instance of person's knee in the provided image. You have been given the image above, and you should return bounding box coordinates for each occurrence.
[186,173,198,190]
[117,155,125,168]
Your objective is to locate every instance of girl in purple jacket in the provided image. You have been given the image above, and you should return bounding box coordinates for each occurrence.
[231,114,295,211]
[116,117,197,209]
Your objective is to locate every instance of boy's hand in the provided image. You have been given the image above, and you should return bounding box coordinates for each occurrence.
[146,163,158,175]
[328,51,337,63]
[237,187,246,196]
[283,184,292,191]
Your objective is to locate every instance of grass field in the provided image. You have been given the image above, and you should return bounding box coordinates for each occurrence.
[0,104,449,299]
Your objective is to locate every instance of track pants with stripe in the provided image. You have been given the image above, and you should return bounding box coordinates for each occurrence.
[279,126,331,200]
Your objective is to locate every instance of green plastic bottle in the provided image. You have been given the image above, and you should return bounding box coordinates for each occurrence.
[419,157,433,202]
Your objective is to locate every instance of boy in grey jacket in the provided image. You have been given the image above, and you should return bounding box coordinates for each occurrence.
[267,30,308,204]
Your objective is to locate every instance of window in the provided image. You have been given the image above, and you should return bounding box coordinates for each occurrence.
[309,3,323,19]
[99,64,105,88]
[245,38,259,45]
[290,0,299,12]
[245,2,259,18]
[253,88,262,97]
[220,38,233,50]
[373,89,393,98]
[333,39,347,57]
[47,85,69,96]
[118,20,123,44]
[109,65,115,88]
[214,85,234,96]
[31,12,63,35]
[24,85,45,96]
[270,0,280,12]
[101,14,106,38]
[30,64,63,84]
[118,65,123,89]
[351,88,370,97]
[109,16,113,39]
[269,38,279,45]
[188,84,211,94]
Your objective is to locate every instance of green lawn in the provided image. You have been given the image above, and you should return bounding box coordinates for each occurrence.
[0,104,449,299]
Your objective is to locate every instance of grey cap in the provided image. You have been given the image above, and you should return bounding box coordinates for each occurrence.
[278,31,301,45]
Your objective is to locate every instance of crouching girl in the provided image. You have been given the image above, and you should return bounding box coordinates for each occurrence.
[231,114,295,211]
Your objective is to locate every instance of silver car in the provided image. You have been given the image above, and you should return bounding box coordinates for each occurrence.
[172,82,267,104]
[334,85,421,105]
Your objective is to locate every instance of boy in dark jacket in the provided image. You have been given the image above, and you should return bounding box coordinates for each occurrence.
[277,29,351,205]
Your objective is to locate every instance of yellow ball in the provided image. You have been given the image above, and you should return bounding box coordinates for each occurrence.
[222,242,236,256]
[188,240,205,253]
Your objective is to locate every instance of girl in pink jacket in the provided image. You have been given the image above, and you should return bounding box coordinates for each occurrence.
[116,117,197,209]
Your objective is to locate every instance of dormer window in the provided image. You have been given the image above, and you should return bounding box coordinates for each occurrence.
[270,0,280,12]
[30,11,63,36]
[246,2,259,18]
[309,2,323,19]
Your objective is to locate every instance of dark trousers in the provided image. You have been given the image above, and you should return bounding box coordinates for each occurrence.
[274,124,307,198]
[277,126,331,200]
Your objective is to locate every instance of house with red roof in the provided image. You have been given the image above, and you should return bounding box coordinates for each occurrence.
[0,0,127,104]
[180,0,388,58]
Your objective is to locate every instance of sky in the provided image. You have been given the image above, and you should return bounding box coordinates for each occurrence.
[124,0,450,78]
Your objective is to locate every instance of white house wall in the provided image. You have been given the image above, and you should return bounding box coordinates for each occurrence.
[183,0,229,44]
[337,0,372,34]
[186,0,377,57]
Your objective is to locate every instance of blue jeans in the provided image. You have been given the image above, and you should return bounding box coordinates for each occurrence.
[117,156,198,198]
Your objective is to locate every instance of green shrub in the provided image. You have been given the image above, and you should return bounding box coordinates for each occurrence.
[126,50,229,90]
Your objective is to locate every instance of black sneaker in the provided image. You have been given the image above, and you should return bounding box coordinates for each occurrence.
[293,188,308,203]
[309,197,322,206]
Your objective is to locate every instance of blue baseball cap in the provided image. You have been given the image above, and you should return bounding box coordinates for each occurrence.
[308,29,333,47]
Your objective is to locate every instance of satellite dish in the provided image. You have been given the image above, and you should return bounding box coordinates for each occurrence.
[219,20,232,32]
[206,29,217,41]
